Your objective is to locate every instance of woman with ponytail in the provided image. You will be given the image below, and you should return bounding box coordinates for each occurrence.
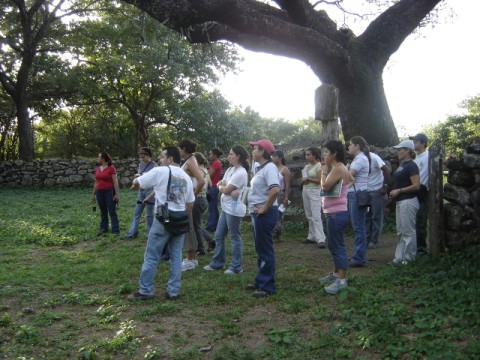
[204,145,250,275]
[346,136,371,266]
[92,152,120,235]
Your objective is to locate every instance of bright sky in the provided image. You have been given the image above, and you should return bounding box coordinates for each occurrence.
[218,0,480,137]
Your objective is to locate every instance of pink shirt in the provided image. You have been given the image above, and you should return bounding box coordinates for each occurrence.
[323,184,349,213]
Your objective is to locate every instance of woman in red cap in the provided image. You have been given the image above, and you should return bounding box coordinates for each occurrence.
[246,140,280,298]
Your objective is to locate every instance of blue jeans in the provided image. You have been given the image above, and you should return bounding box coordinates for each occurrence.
[348,192,368,265]
[193,195,208,252]
[209,211,243,272]
[205,187,220,232]
[366,190,387,245]
[125,189,154,238]
[251,207,278,294]
[139,218,184,297]
[326,211,350,270]
[96,189,119,234]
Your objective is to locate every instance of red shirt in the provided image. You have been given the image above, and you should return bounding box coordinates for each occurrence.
[210,159,222,186]
[95,166,117,190]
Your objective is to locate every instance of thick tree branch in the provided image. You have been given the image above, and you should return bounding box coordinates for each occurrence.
[27,0,47,18]
[0,71,16,96]
[121,0,349,74]
[360,0,442,66]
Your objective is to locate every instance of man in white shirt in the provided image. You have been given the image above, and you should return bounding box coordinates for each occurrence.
[366,152,391,248]
[128,146,195,301]
[409,133,429,255]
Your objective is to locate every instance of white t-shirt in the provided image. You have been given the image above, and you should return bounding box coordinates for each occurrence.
[368,153,386,191]
[220,166,248,217]
[137,166,195,212]
[415,151,429,187]
[248,161,280,212]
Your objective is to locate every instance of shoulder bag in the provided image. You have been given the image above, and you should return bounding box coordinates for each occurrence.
[155,166,190,235]
[353,183,371,209]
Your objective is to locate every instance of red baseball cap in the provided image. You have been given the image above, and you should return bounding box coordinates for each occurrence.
[249,140,275,155]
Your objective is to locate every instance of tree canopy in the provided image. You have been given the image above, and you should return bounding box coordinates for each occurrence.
[0,0,240,159]
[424,95,480,157]
[121,0,444,146]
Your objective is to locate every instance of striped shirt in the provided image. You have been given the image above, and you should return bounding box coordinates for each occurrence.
[348,152,369,192]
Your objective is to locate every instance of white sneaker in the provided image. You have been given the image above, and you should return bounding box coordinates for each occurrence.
[324,278,348,294]
[182,259,197,272]
[203,265,215,271]
[224,269,243,275]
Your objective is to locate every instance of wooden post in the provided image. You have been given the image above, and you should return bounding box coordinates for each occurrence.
[315,84,339,144]
[428,141,445,257]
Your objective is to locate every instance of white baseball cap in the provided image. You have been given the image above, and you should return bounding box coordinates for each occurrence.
[393,140,414,150]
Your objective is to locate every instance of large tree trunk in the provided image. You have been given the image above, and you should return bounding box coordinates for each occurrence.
[332,37,398,147]
[135,124,148,149]
[15,61,35,161]
[134,117,148,149]
[15,101,34,161]
[337,74,398,146]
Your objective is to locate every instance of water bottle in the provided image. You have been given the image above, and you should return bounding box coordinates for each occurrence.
[231,195,238,213]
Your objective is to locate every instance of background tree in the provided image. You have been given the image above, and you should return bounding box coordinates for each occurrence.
[72,4,239,150]
[0,0,100,160]
[423,95,480,157]
[0,92,18,160]
[120,0,444,146]
[35,105,135,159]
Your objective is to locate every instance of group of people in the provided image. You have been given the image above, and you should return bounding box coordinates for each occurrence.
[91,133,429,298]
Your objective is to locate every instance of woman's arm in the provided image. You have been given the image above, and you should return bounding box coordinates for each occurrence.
[282,167,291,205]
[304,164,322,184]
[256,186,280,215]
[218,169,237,195]
[389,175,420,198]
[321,165,343,192]
[142,191,155,204]
[187,158,206,196]
[112,173,120,201]
[219,183,238,195]
[92,179,97,203]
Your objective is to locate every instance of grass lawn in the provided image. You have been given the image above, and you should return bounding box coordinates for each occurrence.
[0,188,479,359]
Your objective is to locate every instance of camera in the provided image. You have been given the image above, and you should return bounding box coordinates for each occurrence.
[160,204,170,223]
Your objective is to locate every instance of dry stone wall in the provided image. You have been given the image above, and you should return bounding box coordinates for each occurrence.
[443,143,480,249]
[0,159,142,188]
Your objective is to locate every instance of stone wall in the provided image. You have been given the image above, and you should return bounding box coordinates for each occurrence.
[2,145,479,250]
[443,143,480,249]
[0,146,402,203]
[0,158,142,188]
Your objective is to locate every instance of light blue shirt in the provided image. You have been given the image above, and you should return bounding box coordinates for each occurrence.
[248,161,279,212]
